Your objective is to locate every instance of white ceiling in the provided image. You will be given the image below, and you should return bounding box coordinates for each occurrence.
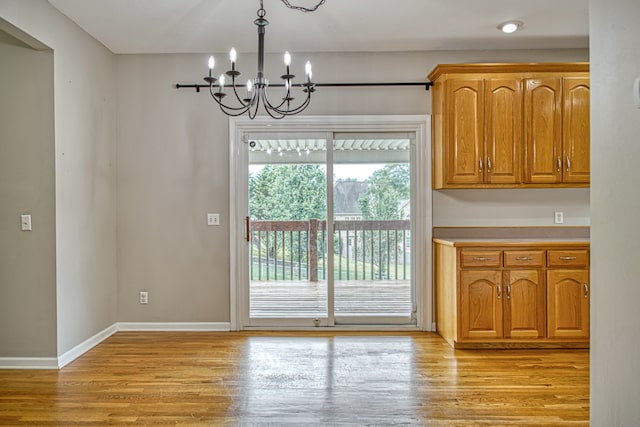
[47,0,589,54]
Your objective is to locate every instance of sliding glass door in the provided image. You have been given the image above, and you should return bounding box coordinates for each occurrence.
[332,133,414,324]
[238,124,422,328]
[247,133,329,326]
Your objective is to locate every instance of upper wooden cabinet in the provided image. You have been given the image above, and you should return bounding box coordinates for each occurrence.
[429,63,590,189]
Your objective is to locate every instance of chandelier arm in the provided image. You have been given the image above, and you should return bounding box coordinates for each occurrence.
[208,84,251,112]
[248,91,263,120]
[269,90,312,116]
[259,90,288,119]
[209,85,249,117]
[230,76,250,106]
[261,89,291,111]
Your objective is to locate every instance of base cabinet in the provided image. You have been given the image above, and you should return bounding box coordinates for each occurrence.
[435,241,589,349]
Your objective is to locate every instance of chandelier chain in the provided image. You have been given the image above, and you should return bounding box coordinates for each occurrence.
[280,0,326,12]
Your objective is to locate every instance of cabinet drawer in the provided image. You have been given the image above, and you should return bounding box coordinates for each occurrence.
[547,250,590,267]
[460,250,501,268]
[504,250,545,268]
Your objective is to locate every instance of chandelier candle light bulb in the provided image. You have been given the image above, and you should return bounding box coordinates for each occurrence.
[229,48,237,70]
[208,56,215,78]
[305,61,312,83]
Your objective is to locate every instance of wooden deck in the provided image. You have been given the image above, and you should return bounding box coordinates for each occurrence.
[250,280,412,318]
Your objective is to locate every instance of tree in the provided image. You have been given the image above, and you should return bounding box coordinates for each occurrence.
[356,164,410,279]
[249,164,327,280]
[249,164,326,220]
[358,164,410,220]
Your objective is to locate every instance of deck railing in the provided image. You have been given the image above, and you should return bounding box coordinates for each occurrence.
[250,219,410,282]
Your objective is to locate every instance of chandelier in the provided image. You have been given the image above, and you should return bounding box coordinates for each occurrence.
[204,0,325,119]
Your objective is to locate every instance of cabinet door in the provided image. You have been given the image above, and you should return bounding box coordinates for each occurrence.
[445,79,484,185]
[503,270,546,339]
[547,269,590,338]
[459,270,502,339]
[485,79,522,185]
[524,78,563,184]
[562,77,590,184]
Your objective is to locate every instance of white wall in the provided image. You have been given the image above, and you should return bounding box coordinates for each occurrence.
[590,0,640,424]
[116,48,588,322]
[0,31,56,357]
[0,0,117,357]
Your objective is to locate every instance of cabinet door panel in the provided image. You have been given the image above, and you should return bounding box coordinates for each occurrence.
[563,77,590,183]
[460,270,502,339]
[503,270,546,338]
[524,78,562,184]
[485,79,522,184]
[547,269,590,338]
[445,79,484,185]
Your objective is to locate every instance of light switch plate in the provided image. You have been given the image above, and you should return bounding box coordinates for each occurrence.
[20,214,32,231]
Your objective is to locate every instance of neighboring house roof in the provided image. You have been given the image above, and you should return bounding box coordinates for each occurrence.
[334,180,367,215]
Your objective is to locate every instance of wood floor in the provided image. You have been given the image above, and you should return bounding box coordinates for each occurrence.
[0,332,589,426]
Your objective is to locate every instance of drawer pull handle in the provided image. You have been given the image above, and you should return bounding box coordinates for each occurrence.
[559,256,577,261]
[515,256,532,261]
[506,284,511,300]
[472,257,491,261]
[584,283,589,298]
[497,284,502,299]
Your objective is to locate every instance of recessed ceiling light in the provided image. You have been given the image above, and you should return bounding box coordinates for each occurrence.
[498,21,523,34]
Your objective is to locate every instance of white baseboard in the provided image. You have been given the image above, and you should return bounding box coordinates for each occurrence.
[117,322,231,332]
[0,357,59,370]
[57,323,118,369]
[0,322,231,370]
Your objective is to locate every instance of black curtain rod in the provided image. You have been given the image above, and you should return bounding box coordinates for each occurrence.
[175,81,432,92]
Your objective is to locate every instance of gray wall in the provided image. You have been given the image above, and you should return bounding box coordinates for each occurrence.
[116,48,588,322]
[590,0,640,424]
[434,189,590,227]
[0,31,56,357]
[0,1,117,357]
